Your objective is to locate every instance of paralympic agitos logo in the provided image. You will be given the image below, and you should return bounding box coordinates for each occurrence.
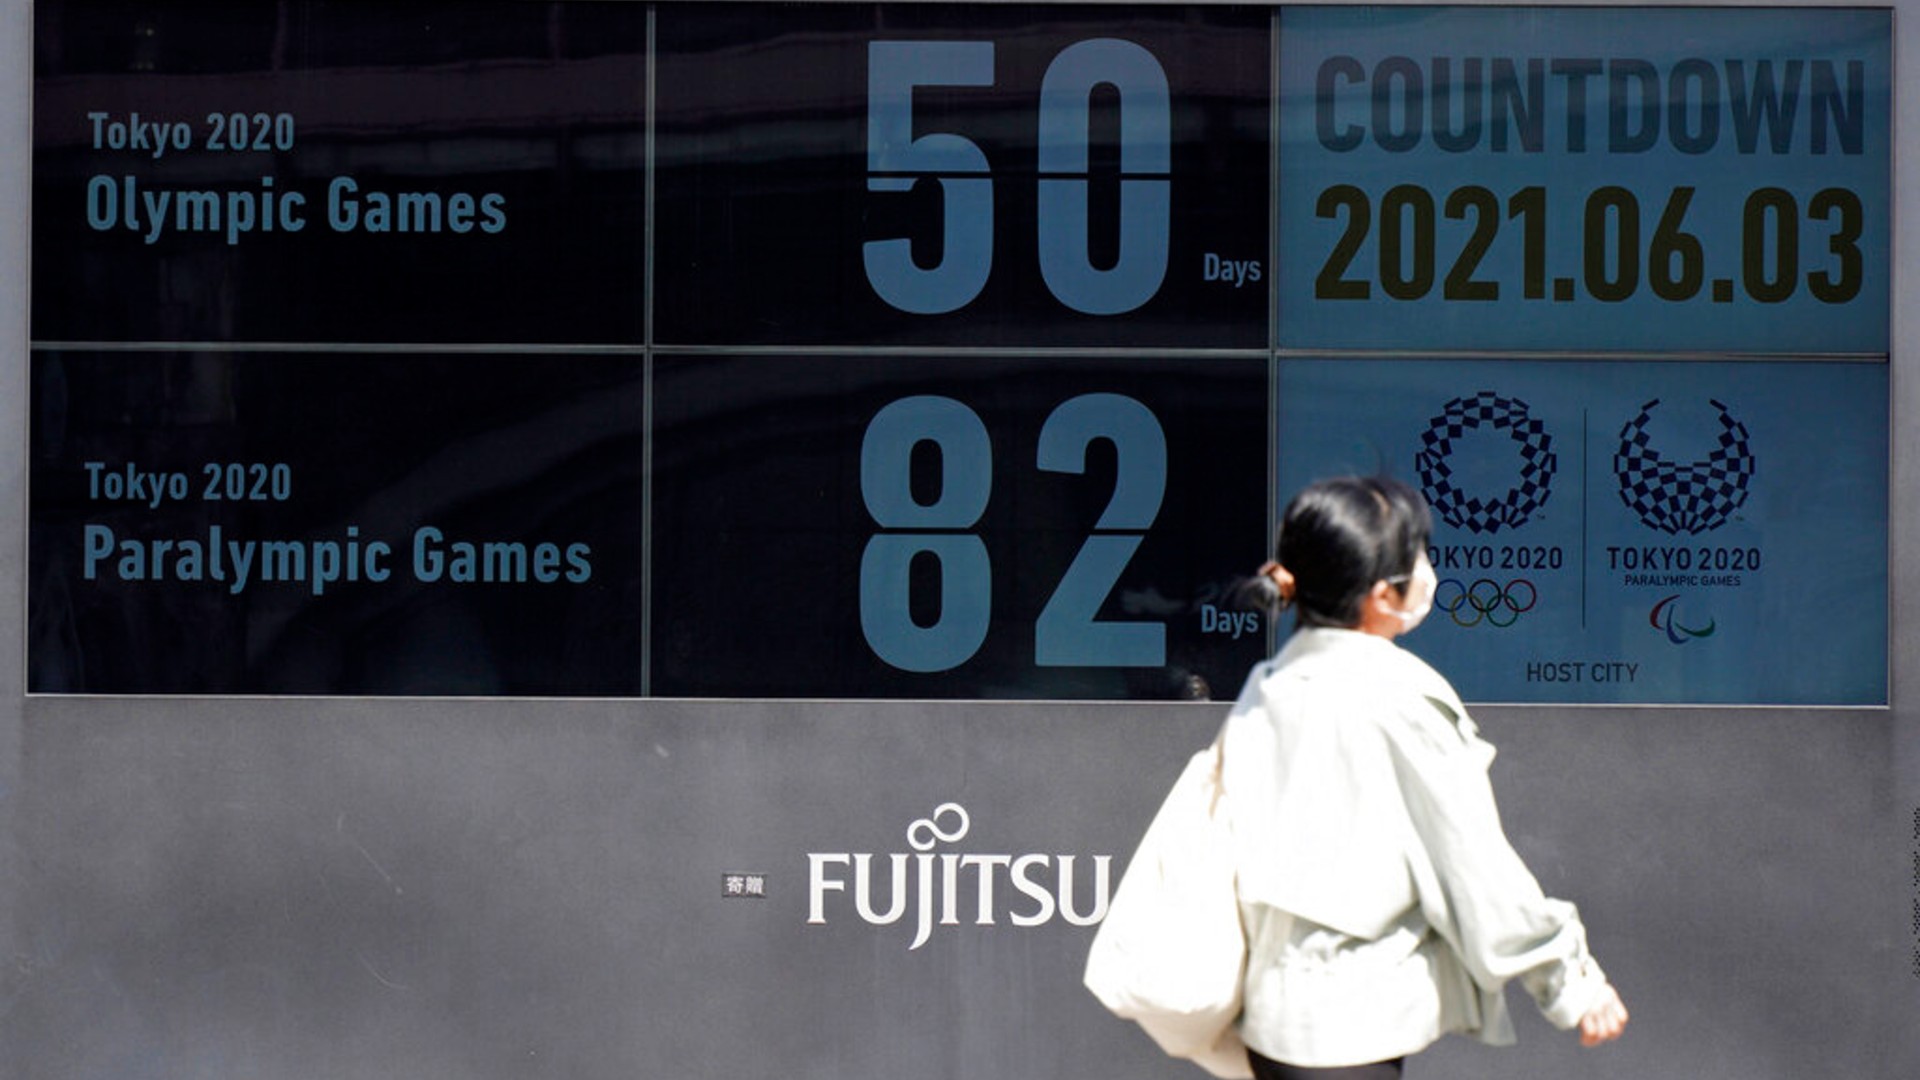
[1650,594,1716,644]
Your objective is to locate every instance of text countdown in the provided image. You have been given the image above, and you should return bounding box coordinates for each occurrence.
[865,39,1170,317]
[653,4,1269,348]
[648,356,1268,700]
[860,392,1167,670]
[1277,6,1889,353]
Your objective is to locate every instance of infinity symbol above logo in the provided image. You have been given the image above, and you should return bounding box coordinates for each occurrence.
[906,803,971,850]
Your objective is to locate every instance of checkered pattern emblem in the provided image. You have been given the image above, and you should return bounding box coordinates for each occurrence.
[1613,398,1755,535]
[1415,391,1556,535]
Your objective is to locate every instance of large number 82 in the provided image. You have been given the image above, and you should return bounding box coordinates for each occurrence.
[860,393,1168,672]
[864,39,1172,316]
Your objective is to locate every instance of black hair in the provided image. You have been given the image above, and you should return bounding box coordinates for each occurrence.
[1273,476,1432,628]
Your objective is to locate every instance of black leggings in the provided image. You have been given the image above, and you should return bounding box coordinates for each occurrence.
[1247,1049,1406,1080]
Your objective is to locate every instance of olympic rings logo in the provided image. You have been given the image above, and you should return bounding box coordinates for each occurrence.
[1436,578,1537,628]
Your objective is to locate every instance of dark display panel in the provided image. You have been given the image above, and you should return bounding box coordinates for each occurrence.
[29,351,647,694]
[31,0,648,344]
[652,3,1271,348]
[649,354,1270,698]
[26,2,1893,702]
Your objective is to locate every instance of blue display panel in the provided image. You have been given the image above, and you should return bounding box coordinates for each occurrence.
[1276,358,1888,704]
[28,352,647,695]
[649,355,1270,698]
[652,3,1270,348]
[1278,6,1891,352]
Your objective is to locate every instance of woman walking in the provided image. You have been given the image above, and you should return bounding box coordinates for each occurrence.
[1222,476,1628,1079]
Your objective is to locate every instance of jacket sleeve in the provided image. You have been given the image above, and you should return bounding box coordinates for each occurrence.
[1383,702,1611,1029]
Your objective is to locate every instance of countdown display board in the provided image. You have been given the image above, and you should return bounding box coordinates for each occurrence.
[28,1,1890,702]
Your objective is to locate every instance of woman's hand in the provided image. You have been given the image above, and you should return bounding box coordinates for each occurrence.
[1578,984,1629,1046]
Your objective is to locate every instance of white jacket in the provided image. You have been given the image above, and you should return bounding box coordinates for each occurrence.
[1220,627,1609,1067]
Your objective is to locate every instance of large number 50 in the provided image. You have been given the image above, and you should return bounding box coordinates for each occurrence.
[864,39,1172,316]
[860,393,1168,673]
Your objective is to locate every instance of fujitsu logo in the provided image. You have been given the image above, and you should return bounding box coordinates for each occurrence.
[806,803,1112,950]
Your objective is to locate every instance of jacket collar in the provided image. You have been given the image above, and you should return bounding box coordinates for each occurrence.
[1270,627,1475,736]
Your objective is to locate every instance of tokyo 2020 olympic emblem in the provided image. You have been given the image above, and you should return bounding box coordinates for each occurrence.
[1613,399,1755,535]
[1415,391,1556,535]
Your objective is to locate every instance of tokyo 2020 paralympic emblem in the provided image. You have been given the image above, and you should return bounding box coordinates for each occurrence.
[1613,399,1755,535]
[1415,391,1556,535]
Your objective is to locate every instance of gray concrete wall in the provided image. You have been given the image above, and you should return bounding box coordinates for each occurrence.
[3,698,1913,1079]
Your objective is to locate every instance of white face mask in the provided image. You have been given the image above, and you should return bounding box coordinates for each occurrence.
[1392,554,1438,632]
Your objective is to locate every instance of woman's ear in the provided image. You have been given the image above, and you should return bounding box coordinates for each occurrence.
[1356,579,1404,637]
